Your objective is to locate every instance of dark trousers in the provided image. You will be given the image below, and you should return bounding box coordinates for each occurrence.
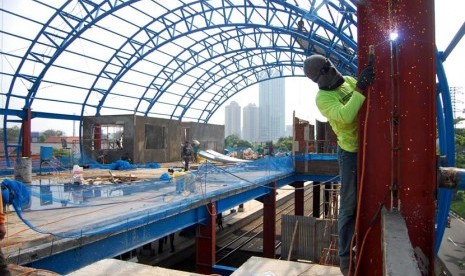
[217,214,224,230]
[184,158,190,171]
[0,248,10,276]
[158,233,175,253]
[337,147,357,275]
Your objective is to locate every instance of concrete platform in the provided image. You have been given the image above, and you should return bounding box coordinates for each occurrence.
[67,259,202,276]
[231,256,342,276]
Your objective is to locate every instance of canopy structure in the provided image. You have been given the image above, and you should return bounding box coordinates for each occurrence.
[0,0,462,264]
[1,0,357,122]
[1,1,357,136]
[0,0,455,165]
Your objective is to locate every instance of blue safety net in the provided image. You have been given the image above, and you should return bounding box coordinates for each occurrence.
[3,156,293,239]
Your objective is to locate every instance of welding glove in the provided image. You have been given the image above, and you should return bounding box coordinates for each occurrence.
[356,65,375,91]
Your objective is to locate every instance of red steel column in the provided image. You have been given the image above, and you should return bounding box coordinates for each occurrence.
[21,108,31,157]
[292,181,304,216]
[357,1,436,274]
[196,203,216,274]
[263,181,276,258]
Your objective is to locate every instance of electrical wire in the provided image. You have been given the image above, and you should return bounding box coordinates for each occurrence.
[347,84,371,276]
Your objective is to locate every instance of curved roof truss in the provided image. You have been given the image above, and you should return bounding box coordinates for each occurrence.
[2,0,358,125]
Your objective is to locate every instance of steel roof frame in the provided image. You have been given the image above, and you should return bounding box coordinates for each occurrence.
[1,0,358,164]
[0,0,459,258]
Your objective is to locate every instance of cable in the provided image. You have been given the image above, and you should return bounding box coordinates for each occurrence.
[15,268,58,276]
[347,87,370,276]
[348,45,374,276]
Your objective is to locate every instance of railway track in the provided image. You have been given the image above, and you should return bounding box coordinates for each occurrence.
[215,183,319,265]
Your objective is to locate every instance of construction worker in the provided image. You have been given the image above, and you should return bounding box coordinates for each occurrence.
[182,141,193,171]
[0,188,11,275]
[303,55,374,276]
[192,140,200,163]
[158,233,175,254]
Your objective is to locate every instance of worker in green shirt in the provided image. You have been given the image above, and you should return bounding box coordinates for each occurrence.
[303,55,374,276]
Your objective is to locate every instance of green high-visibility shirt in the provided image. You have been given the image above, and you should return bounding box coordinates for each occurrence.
[315,76,366,153]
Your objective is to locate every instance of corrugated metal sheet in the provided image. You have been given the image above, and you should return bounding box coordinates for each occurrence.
[281,215,337,263]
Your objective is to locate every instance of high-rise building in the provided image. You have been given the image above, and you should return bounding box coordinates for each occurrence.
[225,101,241,138]
[258,72,285,142]
[242,103,259,142]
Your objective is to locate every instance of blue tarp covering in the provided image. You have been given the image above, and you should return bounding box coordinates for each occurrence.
[5,156,294,238]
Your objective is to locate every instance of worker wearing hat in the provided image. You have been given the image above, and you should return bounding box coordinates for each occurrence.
[182,140,193,171]
[0,188,10,275]
[303,55,374,275]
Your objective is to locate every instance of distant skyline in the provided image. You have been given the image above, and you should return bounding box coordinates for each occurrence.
[209,76,324,130]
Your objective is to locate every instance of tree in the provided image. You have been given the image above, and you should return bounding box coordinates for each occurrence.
[40,129,65,142]
[275,136,293,152]
[456,118,465,168]
[0,126,21,142]
[224,135,252,148]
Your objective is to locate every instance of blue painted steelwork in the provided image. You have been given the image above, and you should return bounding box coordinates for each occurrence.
[435,20,465,253]
[435,47,457,254]
[1,0,358,166]
[212,264,235,276]
[85,1,357,119]
[458,169,465,190]
[19,170,338,274]
[24,173,296,274]
[26,204,208,274]
[0,0,458,256]
[293,174,340,183]
[2,0,139,166]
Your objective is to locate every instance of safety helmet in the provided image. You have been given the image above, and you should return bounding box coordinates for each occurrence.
[303,55,343,90]
[303,55,330,82]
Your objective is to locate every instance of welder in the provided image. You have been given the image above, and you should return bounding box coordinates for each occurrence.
[303,54,374,275]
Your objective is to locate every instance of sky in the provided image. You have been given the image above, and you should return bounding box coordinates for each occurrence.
[4,0,465,136]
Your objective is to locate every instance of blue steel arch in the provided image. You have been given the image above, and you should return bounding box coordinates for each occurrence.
[435,47,457,254]
[82,0,357,119]
[139,27,357,122]
[200,64,299,123]
[2,0,139,165]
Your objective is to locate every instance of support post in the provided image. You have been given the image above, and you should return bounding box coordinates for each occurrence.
[357,1,436,274]
[312,182,321,218]
[196,203,216,274]
[21,108,31,157]
[292,181,304,216]
[263,181,276,258]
